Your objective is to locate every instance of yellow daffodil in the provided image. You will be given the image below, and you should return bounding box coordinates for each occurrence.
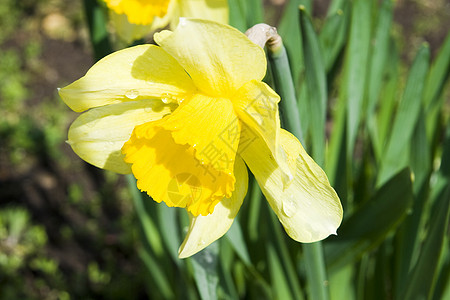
[103,0,228,43]
[59,19,342,258]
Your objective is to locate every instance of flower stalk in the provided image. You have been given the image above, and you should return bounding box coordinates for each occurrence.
[246,24,304,144]
[83,0,113,61]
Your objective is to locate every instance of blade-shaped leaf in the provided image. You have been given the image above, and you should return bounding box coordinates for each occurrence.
[324,168,413,272]
[423,30,450,108]
[319,1,350,72]
[345,0,371,158]
[225,219,251,265]
[366,0,394,118]
[394,111,432,297]
[267,243,293,300]
[83,0,112,61]
[269,45,304,143]
[424,31,450,143]
[138,248,174,299]
[299,7,327,166]
[377,44,430,186]
[126,175,164,256]
[401,183,450,299]
[245,0,263,26]
[157,204,182,265]
[191,242,220,300]
[278,0,310,86]
[371,39,400,161]
[327,0,347,17]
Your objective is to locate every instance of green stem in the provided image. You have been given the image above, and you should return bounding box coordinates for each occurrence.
[83,0,113,61]
[126,174,164,257]
[269,46,304,144]
[268,42,329,300]
[303,243,329,300]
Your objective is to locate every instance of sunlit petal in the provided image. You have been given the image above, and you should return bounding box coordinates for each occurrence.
[178,156,247,258]
[68,99,175,174]
[59,45,196,112]
[154,19,266,97]
[234,80,294,185]
[240,127,343,242]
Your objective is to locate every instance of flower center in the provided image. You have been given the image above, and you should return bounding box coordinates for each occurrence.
[121,94,240,216]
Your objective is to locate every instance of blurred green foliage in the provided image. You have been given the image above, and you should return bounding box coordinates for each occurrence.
[0,207,64,299]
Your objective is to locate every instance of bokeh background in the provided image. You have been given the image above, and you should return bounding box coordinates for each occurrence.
[0,0,449,299]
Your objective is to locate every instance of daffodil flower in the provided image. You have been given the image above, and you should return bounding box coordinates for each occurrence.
[102,0,228,43]
[59,19,342,258]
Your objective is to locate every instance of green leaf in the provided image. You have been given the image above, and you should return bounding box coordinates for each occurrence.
[303,242,329,300]
[138,248,174,299]
[377,44,430,186]
[247,176,263,242]
[329,265,355,300]
[157,204,182,265]
[365,0,393,119]
[409,111,431,192]
[191,243,220,300]
[439,123,450,178]
[325,86,348,200]
[424,31,450,143]
[269,45,304,143]
[423,30,450,108]
[326,0,347,17]
[278,0,310,86]
[278,1,312,139]
[299,7,327,166]
[227,0,247,32]
[319,1,350,72]
[267,243,293,300]
[268,210,305,300]
[82,0,112,61]
[370,39,400,161]
[324,168,414,272]
[218,240,239,300]
[394,111,432,296]
[245,0,264,26]
[126,175,163,256]
[401,183,450,300]
[225,220,251,265]
[432,238,450,300]
[344,0,372,158]
[402,124,450,299]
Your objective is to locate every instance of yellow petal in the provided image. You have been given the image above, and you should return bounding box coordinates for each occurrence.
[122,106,238,216]
[108,1,178,43]
[103,0,171,25]
[234,80,294,185]
[178,156,247,258]
[239,127,343,242]
[162,94,240,176]
[68,99,175,174]
[154,19,266,97]
[170,0,229,29]
[59,44,196,112]
[108,11,153,43]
